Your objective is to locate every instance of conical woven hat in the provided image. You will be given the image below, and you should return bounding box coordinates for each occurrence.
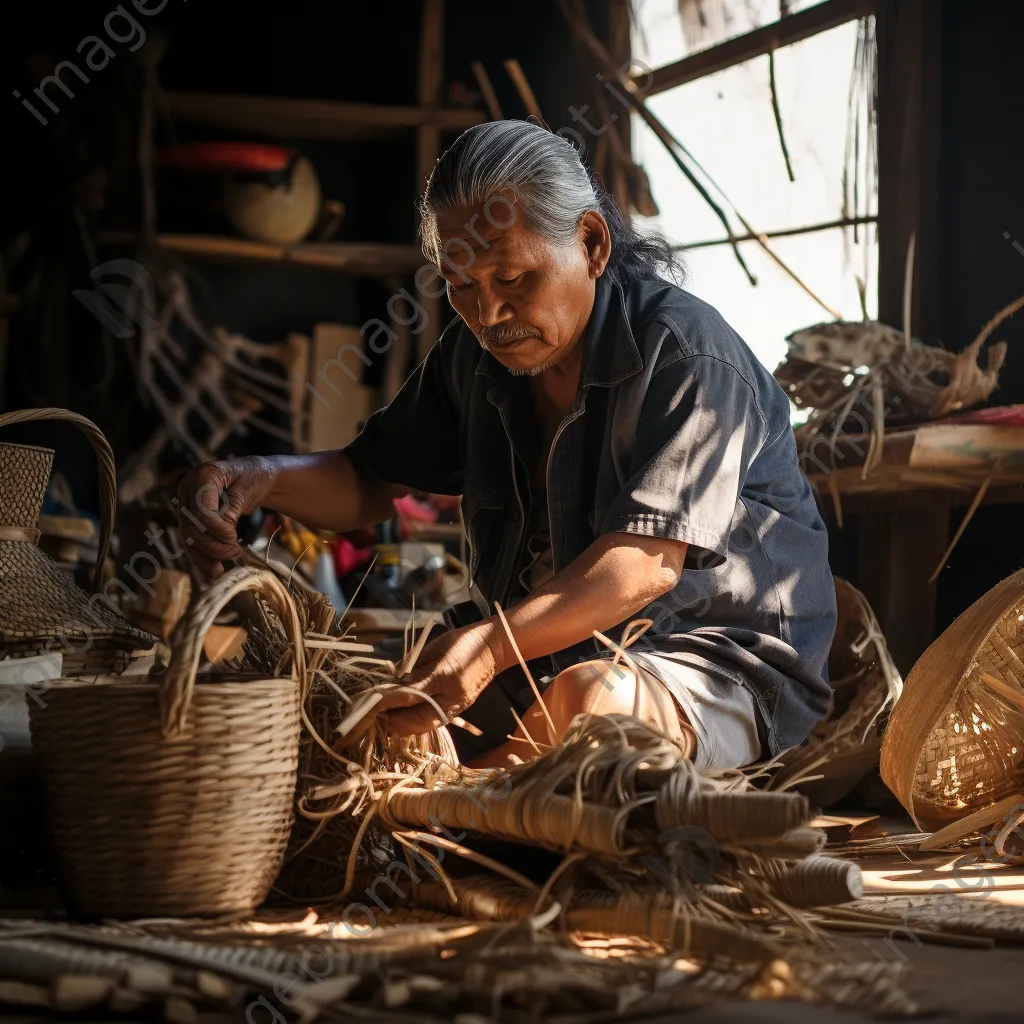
[0,440,154,654]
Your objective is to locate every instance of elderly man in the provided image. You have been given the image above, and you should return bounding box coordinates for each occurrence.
[176,121,836,770]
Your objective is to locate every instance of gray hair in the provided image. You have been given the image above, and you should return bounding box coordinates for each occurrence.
[418,120,680,283]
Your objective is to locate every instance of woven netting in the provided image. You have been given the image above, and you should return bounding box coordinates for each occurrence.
[770,577,902,807]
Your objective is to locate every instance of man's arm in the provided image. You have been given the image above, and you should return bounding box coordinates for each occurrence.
[175,451,408,577]
[380,532,688,735]
[263,451,409,530]
[489,532,688,665]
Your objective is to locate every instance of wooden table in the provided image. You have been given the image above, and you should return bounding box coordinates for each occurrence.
[804,415,1024,674]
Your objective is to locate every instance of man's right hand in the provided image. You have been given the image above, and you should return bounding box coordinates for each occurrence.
[174,456,279,579]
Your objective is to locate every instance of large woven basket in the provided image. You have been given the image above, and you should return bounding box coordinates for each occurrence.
[29,566,306,919]
[773,578,902,808]
[881,567,1024,831]
[0,407,155,662]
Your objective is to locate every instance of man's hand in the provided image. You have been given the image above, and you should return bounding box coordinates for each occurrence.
[378,620,507,736]
[174,457,279,579]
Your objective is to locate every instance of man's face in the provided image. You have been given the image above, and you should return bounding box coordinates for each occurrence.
[435,203,606,376]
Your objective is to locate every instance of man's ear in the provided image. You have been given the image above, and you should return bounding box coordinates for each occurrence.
[579,209,612,278]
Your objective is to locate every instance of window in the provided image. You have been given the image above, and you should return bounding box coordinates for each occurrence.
[631,1,877,371]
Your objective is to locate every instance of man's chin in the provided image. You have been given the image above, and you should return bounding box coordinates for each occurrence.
[486,338,548,376]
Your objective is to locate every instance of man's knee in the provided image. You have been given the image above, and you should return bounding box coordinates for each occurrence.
[553,659,633,693]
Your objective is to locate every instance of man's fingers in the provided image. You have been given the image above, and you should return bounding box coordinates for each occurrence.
[375,681,435,713]
[381,706,445,737]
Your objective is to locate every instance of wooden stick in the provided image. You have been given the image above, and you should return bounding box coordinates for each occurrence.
[677,215,876,250]
[903,231,916,352]
[978,671,1024,716]
[768,50,795,182]
[503,59,544,121]
[927,474,991,583]
[470,60,503,120]
[303,639,375,653]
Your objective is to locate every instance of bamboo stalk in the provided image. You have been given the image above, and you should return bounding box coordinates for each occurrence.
[470,60,502,120]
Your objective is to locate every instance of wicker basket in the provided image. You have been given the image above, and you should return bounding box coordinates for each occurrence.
[772,578,902,807]
[0,407,155,662]
[29,566,306,919]
[881,567,1024,831]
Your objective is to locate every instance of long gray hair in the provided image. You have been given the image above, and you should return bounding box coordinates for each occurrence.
[418,120,681,283]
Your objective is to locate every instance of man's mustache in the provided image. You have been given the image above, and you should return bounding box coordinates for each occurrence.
[478,323,538,346]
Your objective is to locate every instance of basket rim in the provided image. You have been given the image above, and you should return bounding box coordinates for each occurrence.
[0,441,56,456]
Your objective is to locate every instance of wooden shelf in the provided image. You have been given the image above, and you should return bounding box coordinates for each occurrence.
[155,234,425,276]
[165,91,483,141]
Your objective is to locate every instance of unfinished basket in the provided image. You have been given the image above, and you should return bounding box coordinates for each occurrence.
[881,566,1024,830]
[0,408,156,664]
[28,566,306,918]
[772,578,902,807]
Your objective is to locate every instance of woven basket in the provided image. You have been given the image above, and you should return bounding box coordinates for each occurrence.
[29,566,306,919]
[881,567,1024,830]
[773,578,902,807]
[0,407,155,659]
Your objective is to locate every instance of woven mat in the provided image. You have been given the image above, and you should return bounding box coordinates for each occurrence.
[0,902,918,1022]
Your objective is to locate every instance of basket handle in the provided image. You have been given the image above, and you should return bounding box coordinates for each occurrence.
[159,565,307,737]
[0,407,116,594]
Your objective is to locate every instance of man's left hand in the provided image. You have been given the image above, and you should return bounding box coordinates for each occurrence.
[377,620,505,736]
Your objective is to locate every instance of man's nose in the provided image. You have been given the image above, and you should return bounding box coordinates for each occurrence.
[476,284,513,327]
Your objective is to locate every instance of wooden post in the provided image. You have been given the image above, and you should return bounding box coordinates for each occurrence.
[876,0,943,341]
[857,496,950,676]
[415,0,445,365]
[868,0,945,673]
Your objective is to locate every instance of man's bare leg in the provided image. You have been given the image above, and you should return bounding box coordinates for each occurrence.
[466,658,693,769]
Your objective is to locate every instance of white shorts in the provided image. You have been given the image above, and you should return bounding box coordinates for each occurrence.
[626,651,763,772]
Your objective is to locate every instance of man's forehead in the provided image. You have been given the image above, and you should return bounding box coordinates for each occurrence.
[436,206,514,248]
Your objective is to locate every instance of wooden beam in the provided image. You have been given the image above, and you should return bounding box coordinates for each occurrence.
[153,235,424,277]
[638,0,876,96]
[164,92,481,141]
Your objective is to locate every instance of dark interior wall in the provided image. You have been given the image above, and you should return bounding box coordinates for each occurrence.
[939,0,1024,386]
[932,0,1024,631]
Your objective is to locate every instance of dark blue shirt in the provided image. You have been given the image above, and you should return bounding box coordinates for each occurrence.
[347,271,836,755]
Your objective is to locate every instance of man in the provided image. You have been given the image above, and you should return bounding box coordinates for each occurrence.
[176,121,836,771]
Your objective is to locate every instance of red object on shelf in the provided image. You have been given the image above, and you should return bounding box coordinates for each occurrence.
[156,142,293,174]
[332,536,373,579]
[940,404,1024,427]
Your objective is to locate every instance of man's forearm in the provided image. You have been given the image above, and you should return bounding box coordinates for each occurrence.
[484,533,688,670]
[263,451,409,532]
